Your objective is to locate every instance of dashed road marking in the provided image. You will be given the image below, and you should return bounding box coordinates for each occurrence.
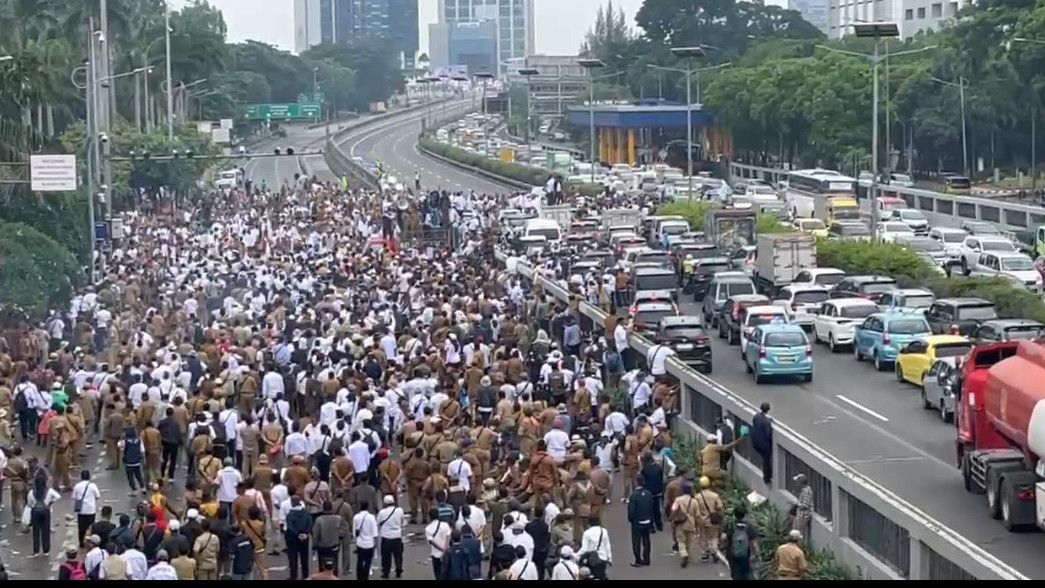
[835,395,890,422]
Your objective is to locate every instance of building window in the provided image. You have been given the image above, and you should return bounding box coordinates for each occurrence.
[905,8,914,18]
[931,3,942,16]
[917,6,925,17]
[949,1,958,14]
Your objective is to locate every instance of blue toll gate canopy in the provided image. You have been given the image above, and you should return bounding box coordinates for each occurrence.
[565,101,714,129]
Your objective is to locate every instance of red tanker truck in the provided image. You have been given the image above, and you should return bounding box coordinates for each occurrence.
[956,340,1045,531]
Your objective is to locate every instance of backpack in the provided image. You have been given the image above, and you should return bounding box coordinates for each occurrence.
[731,522,751,560]
[548,371,566,395]
[13,387,28,412]
[64,561,87,581]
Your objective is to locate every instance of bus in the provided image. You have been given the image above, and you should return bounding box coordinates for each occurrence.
[784,169,858,219]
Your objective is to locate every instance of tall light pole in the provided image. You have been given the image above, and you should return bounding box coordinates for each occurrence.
[313,66,319,98]
[578,58,606,184]
[164,0,174,141]
[1007,37,1045,189]
[929,76,969,178]
[474,71,495,157]
[816,24,934,241]
[649,52,732,200]
[518,67,539,153]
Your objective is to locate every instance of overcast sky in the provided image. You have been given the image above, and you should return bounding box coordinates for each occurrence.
[172,0,652,55]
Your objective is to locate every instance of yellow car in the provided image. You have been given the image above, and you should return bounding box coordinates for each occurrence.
[793,218,828,238]
[895,335,972,386]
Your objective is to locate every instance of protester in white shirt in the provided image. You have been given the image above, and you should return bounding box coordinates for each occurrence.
[215,459,242,504]
[508,548,539,580]
[578,521,613,568]
[72,471,102,543]
[425,517,452,575]
[551,546,581,580]
[144,550,178,580]
[447,452,473,493]
[504,520,534,560]
[122,547,148,580]
[375,495,405,578]
[646,342,676,377]
[543,426,570,464]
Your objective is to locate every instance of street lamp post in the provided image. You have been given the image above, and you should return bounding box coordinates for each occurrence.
[165,0,174,141]
[313,67,319,98]
[816,23,934,241]
[578,58,606,184]
[1007,37,1045,189]
[518,67,539,154]
[475,72,495,158]
[930,76,969,178]
[648,51,732,200]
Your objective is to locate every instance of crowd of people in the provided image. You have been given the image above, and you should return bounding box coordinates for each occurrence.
[0,166,810,581]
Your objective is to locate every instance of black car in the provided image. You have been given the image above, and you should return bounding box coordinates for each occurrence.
[685,256,732,300]
[924,297,998,335]
[829,275,897,303]
[717,294,772,345]
[657,316,713,373]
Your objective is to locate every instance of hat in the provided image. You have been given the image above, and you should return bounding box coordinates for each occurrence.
[156,549,170,562]
[793,473,808,485]
[483,478,496,488]
[258,454,269,465]
[560,546,575,559]
[86,534,101,545]
[789,529,803,541]
[706,433,718,443]
[384,495,394,505]
[186,508,200,520]
[561,508,575,517]
[66,547,79,558]
[168,519,181,532]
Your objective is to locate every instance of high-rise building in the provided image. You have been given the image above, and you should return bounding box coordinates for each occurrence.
[428,20,498,75]
[826,0,972,38]
[789,0,828,34]
[505,55,587,117]
[294,0,324,54]
[294,0,419,69]
[437,0,535,73]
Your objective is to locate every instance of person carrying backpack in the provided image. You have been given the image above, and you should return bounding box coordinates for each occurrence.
[57,548,88,580]
[724,505,761,581]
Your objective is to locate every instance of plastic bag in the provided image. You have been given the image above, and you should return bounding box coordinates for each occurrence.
[20,505,30,527]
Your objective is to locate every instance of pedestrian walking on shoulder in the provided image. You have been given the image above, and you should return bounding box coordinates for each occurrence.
[353,501,379,580]
[376,495,405,579]
[723,505,760,581]
[627,475,654,567]
[26,469,59,557]
[72,469,102,545]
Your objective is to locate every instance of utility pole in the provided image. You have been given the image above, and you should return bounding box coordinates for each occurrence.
[165,0,174,141]
[85,19,98,284]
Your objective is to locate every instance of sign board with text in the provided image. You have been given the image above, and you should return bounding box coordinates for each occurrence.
[243,102,322,121]
[30,154,77,192]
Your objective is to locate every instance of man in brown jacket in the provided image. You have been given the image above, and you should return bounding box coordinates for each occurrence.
[192,519,220,580]
[525,440,560,504]
[103,403,124,469]
[403,447,430,523]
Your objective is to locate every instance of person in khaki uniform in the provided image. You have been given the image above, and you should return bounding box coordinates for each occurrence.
[50,407,73,490]
[695,476,725,561]
[197,449,222,496]
[669,482,701,567]
[4,446,28,526]
[142,421,162,484]
[403,447,430,523]
[103,403,124,469]
[238,370,258,415]
[239,414,260,478]
[378,453,402,503]
[774,530,809,580]
[171,549,197,579]
[192,520,220,580]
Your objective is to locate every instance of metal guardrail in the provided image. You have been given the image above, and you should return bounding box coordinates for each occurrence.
[498,253,1027,581]
[729,161,1045,232]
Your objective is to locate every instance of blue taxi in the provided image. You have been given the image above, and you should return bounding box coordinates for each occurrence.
[852,311,931,371]
[743,323,814,383]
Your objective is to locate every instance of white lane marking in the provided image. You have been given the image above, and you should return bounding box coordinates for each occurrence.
[835,395,890,422]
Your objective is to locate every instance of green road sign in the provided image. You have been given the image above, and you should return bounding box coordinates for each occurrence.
[244,102,322,121]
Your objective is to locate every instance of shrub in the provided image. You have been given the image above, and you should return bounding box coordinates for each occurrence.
[818,238,1045,324]
[658,201,717,230]
[757,215,790,234]
[0,221,83,319]
[420,137,602,192]
[816,238,936,280]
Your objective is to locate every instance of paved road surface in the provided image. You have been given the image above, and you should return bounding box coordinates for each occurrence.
[359,112,1045,578]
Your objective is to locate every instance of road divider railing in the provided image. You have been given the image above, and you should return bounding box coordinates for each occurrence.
[496,251,1027,581]
[729,161,1045,232]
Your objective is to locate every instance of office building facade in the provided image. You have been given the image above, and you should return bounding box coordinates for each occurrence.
[827,0,971,38]
[788,0,828,34]
[294,0,419,69]
[504,55,587,117]
[437,0,535,73]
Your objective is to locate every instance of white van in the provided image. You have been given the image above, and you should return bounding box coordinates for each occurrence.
[524,218,562,248]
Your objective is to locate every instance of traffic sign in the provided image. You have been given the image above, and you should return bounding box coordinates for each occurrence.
[30,154,77,192]
[244,102,321,121]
